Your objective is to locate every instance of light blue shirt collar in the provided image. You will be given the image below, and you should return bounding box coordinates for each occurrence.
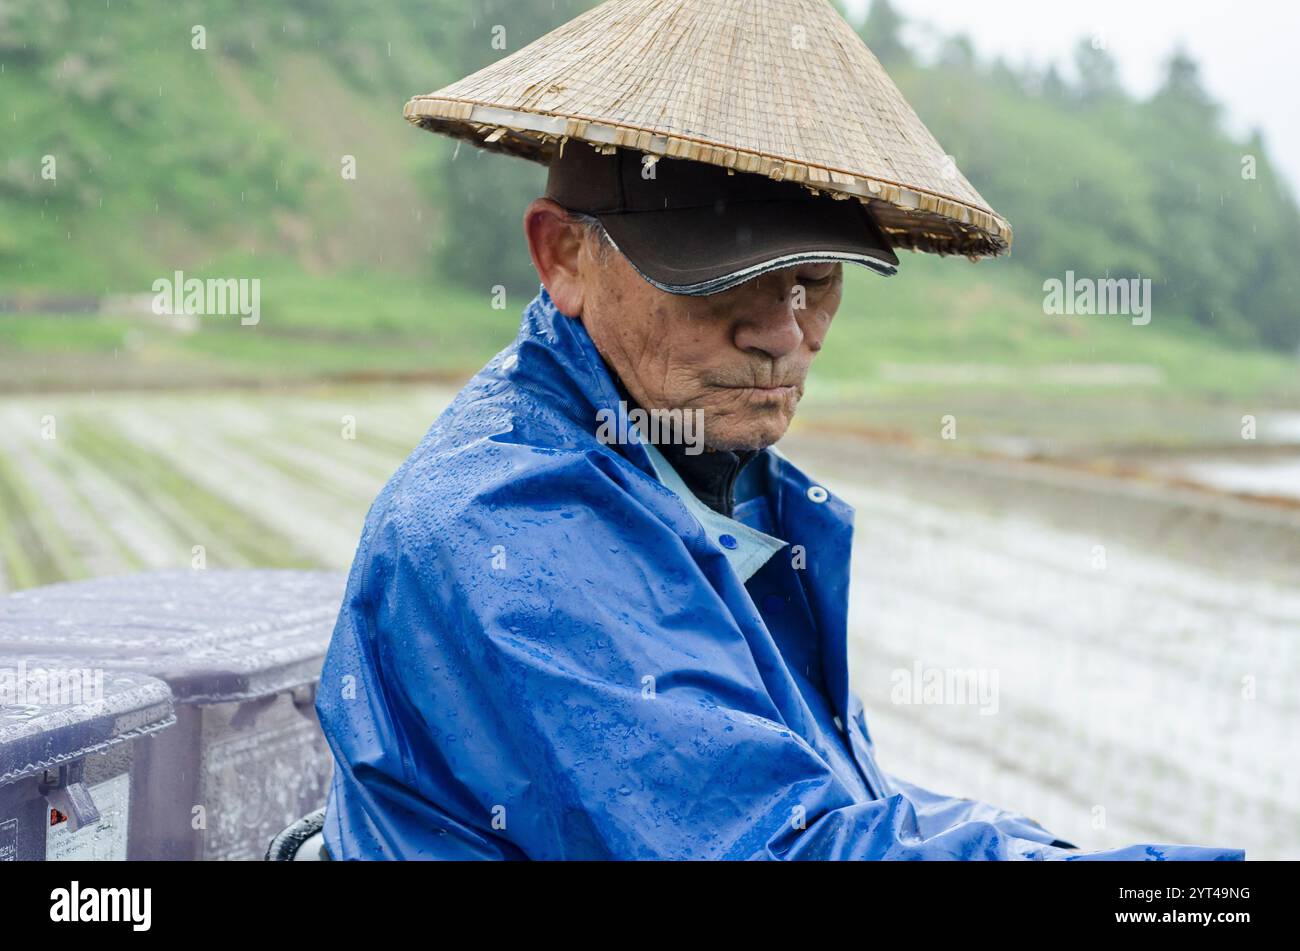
[640,440,788,583]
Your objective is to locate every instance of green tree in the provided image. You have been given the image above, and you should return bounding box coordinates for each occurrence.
[1154,47,1218,118]
[1073,38,1121,103]
[859,0,911,69]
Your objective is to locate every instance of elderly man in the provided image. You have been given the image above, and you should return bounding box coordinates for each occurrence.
[316,0,1241,861]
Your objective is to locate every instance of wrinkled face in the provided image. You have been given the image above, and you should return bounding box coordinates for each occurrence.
[578,237,843,451]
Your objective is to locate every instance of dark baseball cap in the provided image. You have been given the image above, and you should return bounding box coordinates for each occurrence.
[544,146,899,296]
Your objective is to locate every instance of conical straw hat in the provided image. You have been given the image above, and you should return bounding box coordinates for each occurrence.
[405,0,1011,258]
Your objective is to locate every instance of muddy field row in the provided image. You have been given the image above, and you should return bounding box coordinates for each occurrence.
[1,387,1295,858]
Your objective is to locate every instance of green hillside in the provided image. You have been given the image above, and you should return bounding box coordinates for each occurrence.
[1,0,1297,435]
[0,0,470,288]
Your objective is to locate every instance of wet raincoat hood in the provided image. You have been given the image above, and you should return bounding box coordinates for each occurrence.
[316,287,1243,861]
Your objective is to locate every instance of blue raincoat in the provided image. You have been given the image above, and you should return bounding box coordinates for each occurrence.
[316,287,1243,861]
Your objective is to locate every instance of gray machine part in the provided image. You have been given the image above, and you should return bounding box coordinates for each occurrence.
[0,662,175,861]
[0,570,345,860]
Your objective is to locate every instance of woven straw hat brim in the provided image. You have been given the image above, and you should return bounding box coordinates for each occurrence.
[404,0,1012,259]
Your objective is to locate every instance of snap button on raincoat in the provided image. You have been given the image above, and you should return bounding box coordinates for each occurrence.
[316,287,1244,861]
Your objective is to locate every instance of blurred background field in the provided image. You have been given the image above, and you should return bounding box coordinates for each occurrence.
[2,383,1296,858]
[1,0,1298,856]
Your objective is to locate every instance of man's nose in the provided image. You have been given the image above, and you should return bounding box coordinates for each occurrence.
[731,273,805,359]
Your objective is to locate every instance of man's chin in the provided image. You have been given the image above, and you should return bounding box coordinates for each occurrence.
[701,413,793,452]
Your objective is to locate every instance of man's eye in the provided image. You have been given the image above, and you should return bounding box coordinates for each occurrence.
[799,273,835,287]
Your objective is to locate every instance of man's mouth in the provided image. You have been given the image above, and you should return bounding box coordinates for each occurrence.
[716,382,802,403]
[716,380,801,392]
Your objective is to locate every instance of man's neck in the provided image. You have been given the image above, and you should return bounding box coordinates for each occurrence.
[610,375,757,518]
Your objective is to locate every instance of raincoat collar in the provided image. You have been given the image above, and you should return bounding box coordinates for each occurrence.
[514,285,654,480]
[641,439,787,583]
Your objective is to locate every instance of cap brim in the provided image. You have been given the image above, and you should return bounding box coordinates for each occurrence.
[595,196,899,297]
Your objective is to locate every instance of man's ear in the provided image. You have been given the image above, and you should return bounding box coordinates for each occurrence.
[523,198,585,316]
